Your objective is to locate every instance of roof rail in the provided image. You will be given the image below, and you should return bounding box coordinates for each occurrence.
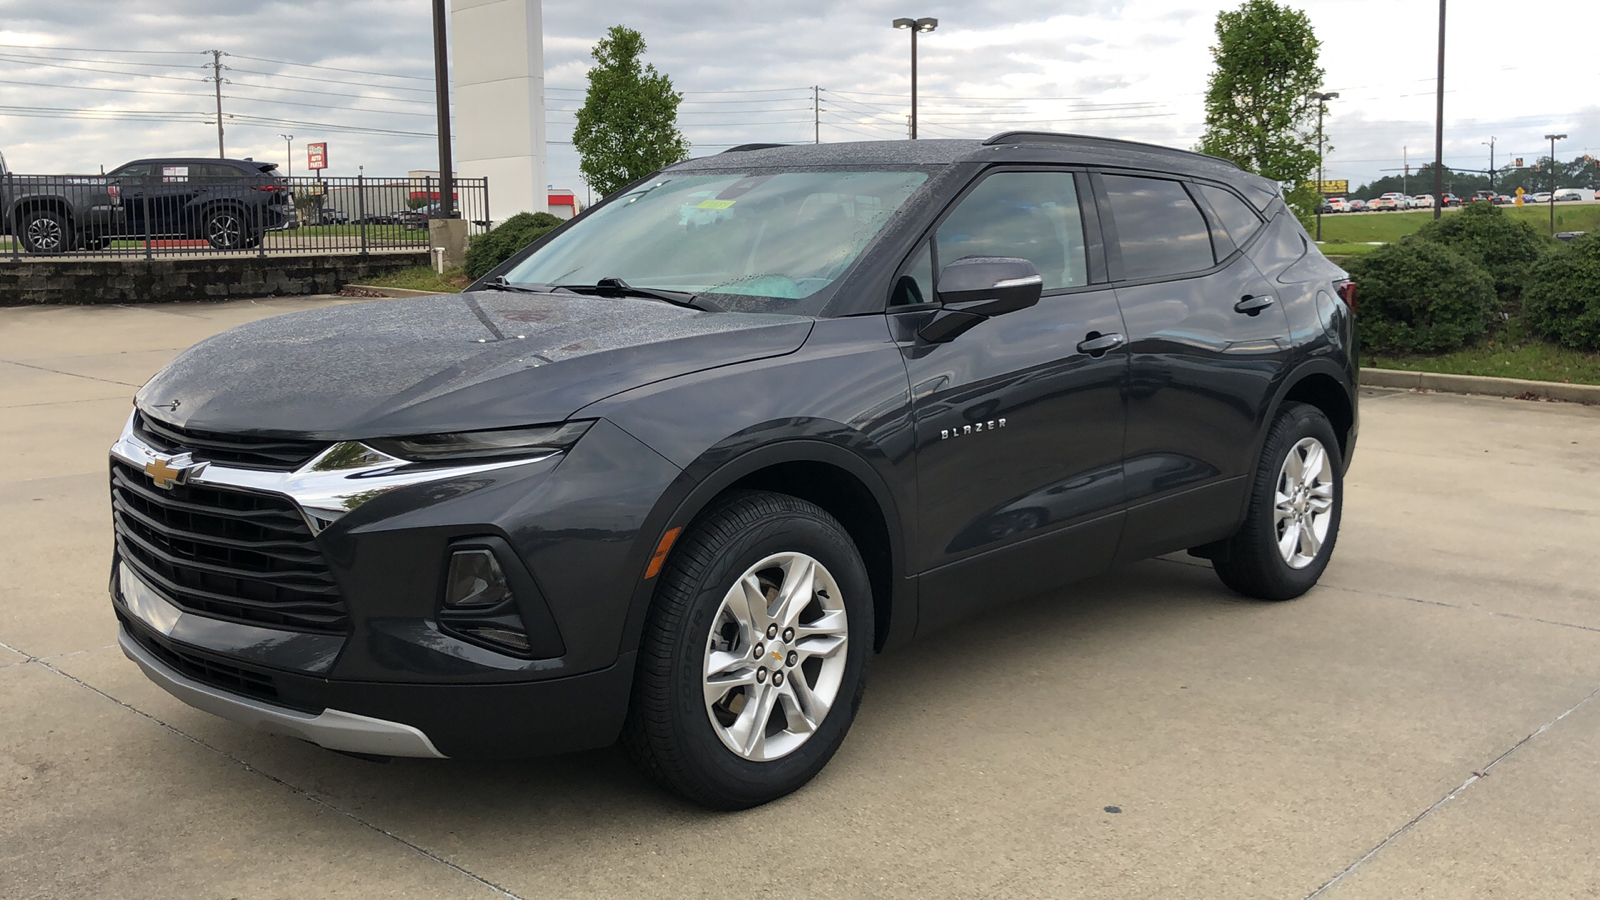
[721,143,789,154]
[982,131,1240,170]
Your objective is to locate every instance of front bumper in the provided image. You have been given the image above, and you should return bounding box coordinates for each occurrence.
[108,411,681,756]
[119,624,445,758]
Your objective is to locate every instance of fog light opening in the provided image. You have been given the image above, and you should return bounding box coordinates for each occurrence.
[451,622,534,655]
[444,549,512,609]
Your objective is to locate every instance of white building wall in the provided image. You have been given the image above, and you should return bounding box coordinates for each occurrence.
[452,0,547,225]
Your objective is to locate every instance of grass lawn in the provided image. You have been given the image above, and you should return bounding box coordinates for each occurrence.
[1367,333,1600,386]
[1316,242,1382,260]
[1319,203,1600,244]
[355,265,469,293]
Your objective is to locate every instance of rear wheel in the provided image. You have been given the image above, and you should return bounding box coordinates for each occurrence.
[624,491,873,809]
[204,207,247,249]
[1211,402,1343,600]
[20,210,72,254]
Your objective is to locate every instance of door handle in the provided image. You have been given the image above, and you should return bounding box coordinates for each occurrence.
[1234,294,1275,315]
[1076,332,1125,356]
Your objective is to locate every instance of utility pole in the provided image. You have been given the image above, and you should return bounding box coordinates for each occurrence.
[1545,133,1566,235]
[1309,91,1338,241]
[1483,136,1495,193]
[814,86,820,144]
[1432,0,1446,220]
[210,50,226,157]
[431,0,455,218]
[280,134,294,177]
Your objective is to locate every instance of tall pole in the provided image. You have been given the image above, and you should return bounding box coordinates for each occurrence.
[814,86,820,144]
[1484,137,1495,193]
[280,134,293,177]
[431,0,455,218]
[211,50,225,158]
[1544,134,1565,235]
[1432,0,1445,220]
[909,28,918,139]
[1316,102,1324,240]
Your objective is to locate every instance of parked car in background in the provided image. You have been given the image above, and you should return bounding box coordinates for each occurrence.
[0,148,126,253]
[1440,193,1461,207]
[1493,193,1515,205]
[315,208,350,225]
[1412,194,1434,208]
[107,158,294,249]
[1320,197,1347,213]
[1369,193,1409,211]
[1553,188,1585,202]
[1471,190,1497,204]
[1347,199,1366,211]
[108,132,1360,810]
[1529,192,1553,204]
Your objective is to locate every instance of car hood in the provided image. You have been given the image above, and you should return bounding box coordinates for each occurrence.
[136,290,814,439]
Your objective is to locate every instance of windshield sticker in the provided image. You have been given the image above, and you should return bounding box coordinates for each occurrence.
[696,199,736,210]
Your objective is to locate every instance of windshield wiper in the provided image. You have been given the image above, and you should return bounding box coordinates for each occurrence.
[480,276,571,294]
[558,277,722,312]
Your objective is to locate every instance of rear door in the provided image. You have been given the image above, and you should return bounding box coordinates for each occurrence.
[1094,172,1291,562]
[898,167,1129,634]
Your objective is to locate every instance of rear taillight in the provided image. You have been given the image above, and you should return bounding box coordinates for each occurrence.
[108,184,120,203]
[252,184,287,192]
[1335,279,1357,314]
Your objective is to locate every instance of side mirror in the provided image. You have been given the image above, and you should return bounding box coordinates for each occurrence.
[919,257,1044,343]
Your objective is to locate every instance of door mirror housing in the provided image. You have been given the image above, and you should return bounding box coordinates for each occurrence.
[919,257,1044,343]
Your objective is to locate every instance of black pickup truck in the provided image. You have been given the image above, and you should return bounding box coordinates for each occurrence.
[0,150,126,253]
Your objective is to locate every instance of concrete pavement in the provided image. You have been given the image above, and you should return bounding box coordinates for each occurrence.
[2,298,1598,899]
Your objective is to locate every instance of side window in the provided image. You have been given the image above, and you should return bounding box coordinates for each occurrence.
[1102,174,1214,280]
[1198,183,1263,248]
[935,170,1088,292]
[891,242,934,306]
[111,164,153,178]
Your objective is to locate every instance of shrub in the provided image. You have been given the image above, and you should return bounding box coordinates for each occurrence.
[1345,236,1498,354]
[1413,200,1550,307]
[1523,232,1600,351]
[464,211,565,279]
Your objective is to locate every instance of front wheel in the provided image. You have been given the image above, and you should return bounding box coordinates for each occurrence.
[20,210,72,254]
[624,491,873,809]
[1211,402,1343,600]
[203,207,247,249]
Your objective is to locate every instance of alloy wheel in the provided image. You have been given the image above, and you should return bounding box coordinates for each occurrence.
[208,212,242,248]
[1274,437,1335,569]
[702,552,849,762]
[26,217,63,252]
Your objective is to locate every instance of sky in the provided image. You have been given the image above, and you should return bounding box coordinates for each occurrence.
[1,0,1597,197]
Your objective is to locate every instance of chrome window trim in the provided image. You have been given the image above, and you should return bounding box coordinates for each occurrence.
[111,412,553,534]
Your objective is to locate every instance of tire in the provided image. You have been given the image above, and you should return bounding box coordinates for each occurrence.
[19,209,72,254]
[624,490,874,809]
[1211,402,1343,601]
[203,206,247,249]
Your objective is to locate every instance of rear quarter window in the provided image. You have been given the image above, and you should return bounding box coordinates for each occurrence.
[1102,174,1213,280]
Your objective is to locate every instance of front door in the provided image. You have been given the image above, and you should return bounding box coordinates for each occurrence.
[897,168,1129,635]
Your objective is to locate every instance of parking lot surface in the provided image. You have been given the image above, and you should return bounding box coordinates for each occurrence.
[3,298,1598,899]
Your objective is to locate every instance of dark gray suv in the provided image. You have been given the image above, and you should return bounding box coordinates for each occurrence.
[111,132,1357,808]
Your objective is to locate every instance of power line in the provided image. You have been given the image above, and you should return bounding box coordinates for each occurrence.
[0,77,208,99]
[225,53,434,82]
[225,66,436,95]
[0,54,209,83]
[0,43,198,55]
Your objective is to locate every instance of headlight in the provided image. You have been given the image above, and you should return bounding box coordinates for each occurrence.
[368,421,592,462]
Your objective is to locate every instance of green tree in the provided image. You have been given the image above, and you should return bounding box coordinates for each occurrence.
[572,26,689,199]
[1197,0,1325,226]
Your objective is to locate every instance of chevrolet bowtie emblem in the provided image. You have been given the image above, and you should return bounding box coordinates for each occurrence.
[144,452,205,490]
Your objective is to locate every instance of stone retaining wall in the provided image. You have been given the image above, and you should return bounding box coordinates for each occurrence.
[0,253,428,305]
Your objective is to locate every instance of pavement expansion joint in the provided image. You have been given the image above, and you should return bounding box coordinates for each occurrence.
[1321,583,1600,636]
[30,654,529,900]
[0,357,143,387]
[1302,683,1600,899]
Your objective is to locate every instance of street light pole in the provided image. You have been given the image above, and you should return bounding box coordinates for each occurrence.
[431,0,456,218]
[892,17,938,140]
[280,134,294,178]
[1483,137,1495,194]
[1544,133,1566,236]
[1309,91,1338,241]
[1432,0,1446,220]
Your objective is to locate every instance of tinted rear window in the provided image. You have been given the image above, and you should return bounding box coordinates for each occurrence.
[1197,184,1263,249]
[1102,175,1213,280]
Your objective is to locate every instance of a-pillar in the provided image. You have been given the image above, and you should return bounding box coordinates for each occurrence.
[452,0,548,225]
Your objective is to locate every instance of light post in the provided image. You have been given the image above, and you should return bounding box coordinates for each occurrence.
[892,17,938,139]
[279,134,293,177]
[1432,0,1445,220]
[1309,91,1338,241]
[1544,133,1566,236]
[1482,137,1495,194]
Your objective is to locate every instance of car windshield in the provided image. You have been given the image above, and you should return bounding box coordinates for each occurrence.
[501,169,930,314]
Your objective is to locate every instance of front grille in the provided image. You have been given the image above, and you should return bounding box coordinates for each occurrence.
[111,459,349,633]
[134,411,325,471]
[120,611,291,707]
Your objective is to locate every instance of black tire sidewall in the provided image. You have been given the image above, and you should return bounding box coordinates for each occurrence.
[1226,403,1344,599]
[657,497,873,806]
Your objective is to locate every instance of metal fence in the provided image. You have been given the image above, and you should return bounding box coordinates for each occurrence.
[1,172,489,261]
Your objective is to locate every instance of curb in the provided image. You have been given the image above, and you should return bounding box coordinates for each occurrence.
[339,284,450,298]
[1361,367,1600,404]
